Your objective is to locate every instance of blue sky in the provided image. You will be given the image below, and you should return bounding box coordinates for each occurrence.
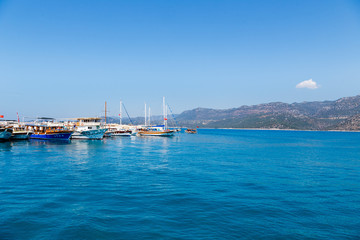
[0,0,360,119]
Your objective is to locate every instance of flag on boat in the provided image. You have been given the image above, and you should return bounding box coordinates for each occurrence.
[164,118,167,120]
[0,115,3,118]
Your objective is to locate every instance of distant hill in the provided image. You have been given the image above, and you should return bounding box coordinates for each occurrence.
[104,95,360,131]
[175,95,360,130]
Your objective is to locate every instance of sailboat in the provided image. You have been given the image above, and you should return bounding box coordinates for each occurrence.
[105,101,132,137]
[137,97,175,137]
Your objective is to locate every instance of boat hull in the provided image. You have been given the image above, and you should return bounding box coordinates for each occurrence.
[105,130,132,137]
[0,129,12,141]
[137,131,174,137]
[71,129,107,140]
[110,130,132,137]
[111,133,131,136]
[104,132,112,137]
[10,132,32,140]
[30,132,73,140]
[185,131,197,134]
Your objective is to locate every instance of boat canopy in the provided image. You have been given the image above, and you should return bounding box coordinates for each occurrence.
[152,125,165,128]
[76,118,102,123]
[37,117,55,120]
[25,123,48,127]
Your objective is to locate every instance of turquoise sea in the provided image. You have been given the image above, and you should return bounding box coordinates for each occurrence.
[1,129,360,239]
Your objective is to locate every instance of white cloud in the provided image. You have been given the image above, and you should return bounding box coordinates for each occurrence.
[296,79,319,89]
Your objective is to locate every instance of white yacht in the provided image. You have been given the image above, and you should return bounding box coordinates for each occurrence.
[71,118,107,140]
[105,128,132,137]
[104,101,133,137]
[105,123,133,137]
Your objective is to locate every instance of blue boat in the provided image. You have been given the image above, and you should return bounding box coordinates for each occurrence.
[29,125,73,140]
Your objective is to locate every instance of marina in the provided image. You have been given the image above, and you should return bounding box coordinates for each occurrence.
[0,121,182,141]
[0,120,182,142]
[0,98,183,142]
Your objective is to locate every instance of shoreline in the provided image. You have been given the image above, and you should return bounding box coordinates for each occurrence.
[198,128,360,133]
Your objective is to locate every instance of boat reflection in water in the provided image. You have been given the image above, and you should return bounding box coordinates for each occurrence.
[29,138,71,145]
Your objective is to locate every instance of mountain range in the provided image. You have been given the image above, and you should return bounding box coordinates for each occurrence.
[109,95,360,131]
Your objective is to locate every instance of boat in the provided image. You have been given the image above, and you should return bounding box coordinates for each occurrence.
[137,97,174,137]
[103,103,133,137]
[71,118,107,140]
[105,127,132,137]
[185,128,197,134]
[137,125,174,136]
[10,125,33,140]
[0,127,13,141]
[29,125,73,140]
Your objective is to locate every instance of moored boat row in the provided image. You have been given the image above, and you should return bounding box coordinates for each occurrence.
[0,120,187,141]
[0,121,197,141]
[0,97,198,141]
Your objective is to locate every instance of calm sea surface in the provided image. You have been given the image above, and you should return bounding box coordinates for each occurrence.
[1,129,360,239]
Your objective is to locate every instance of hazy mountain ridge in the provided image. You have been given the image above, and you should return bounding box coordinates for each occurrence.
[176,95,360,130]
[105,95,360,130]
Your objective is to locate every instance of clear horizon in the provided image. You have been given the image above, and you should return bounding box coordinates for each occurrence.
[1,0,360,119]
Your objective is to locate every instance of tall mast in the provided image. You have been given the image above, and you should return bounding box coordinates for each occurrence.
[105,101,107,124]
[148,107,151,126]
[120,100,122,125]
[163,96,167,130]
[144,102,147,126]
[166,104,168,129]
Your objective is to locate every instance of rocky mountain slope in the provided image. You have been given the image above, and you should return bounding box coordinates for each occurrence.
[175,95,360,130]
